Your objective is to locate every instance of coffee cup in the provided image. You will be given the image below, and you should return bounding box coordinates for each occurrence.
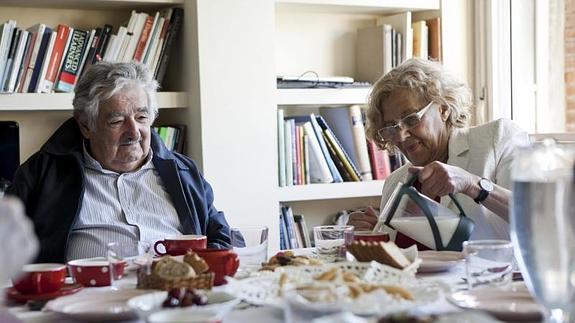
[154,235,207,256]
[68,257,126,287]
[353,231,390,243]
[12,263,67,295]
[194,249,239,286]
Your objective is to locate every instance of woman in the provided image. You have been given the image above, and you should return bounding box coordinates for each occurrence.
[349,58,529,243]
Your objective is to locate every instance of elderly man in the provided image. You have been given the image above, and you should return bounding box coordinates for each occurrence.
[8,62,231,262]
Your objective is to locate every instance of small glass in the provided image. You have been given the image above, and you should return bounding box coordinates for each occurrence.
[313,225,353,262]
[463,240,514,290]
[106,241,153,289]
[231,226,269,271]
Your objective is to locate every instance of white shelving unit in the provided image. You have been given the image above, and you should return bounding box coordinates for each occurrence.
[277,88,371,105]
[0,92,187,111]
[279,180,384,202]
[276,0,439,14]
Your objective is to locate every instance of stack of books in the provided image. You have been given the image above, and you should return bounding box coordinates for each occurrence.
[279,205,312,250]
[0,7,183,94]
[152,125,186,154]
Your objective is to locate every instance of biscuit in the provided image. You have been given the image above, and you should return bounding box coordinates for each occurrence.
[183,252,210,274]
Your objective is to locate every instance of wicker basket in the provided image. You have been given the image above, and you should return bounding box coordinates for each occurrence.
[137,270,214,290]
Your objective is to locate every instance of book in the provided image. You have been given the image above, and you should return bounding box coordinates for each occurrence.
[367,140,391,180]
[355,24,393,83]
[6,30,30,93]
[316,115,361,182]
[35,30,56,93]
[279,211,287,250]
[293,214,311,248]
[377,11,413,64]
[149,9,172,72]
[426,17,442,62]
[22,24,49,93]
[284,119,294,186]
[55,29,89,92]
[301,121,333,183]
[39,24,71,93]
[133,14,155,62]
[309,113,343,183]
[141,12,161,64]
[92,24,113,64]
[13,31,33,93]
[320,106,371,180]
[282,205,299,249]
[0,20,16,89]
[277,109,286,187]
[1,28,21,92]
[412,20,428,59]
[155,7,183,85]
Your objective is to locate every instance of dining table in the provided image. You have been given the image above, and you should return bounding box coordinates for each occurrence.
[3,249,535,323]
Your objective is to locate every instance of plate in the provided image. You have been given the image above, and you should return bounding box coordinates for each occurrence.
[44,287,151,321]
[5,283,83,303]
[448,287,543,321]
[418,251,464,273]
[128,290,240,320]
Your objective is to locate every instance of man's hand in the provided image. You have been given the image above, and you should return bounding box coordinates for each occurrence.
[408,161,480,198]
[347,206,379,231]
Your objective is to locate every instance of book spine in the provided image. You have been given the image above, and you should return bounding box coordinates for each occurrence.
[7,30,29,93]
[40,24,70,93]
[309,113,342,182]
[133,15,154,62]
[94,24,113,63]
[302,121,333,183]
[277,109,286,187]
[279,211,287,250]
[2,28,21,92]
[284,119,293,186]
[304,134,310,184]
[367,141,391,180]
[15,32,34,93]
[295,125,302,185]
[348,105,373,181]
[55,29,89,92]
[284,206,299,249]
[155,7,183,84]
[0,21,16,88]
[316,116,361,181]
[322,133,353,181]
[142,12,160,64]
[35,31,56,93]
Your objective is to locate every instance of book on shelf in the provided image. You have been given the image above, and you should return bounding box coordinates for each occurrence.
[0,20,16,89]
[15,28,36,93]
[152,124,186,154]
[279,211,288,250]
[284,119,294,186]
[277,109,286,187]
[280,205,299,249]
[294,124,301,185]
[376,11,413,64]
[1,28,21,92]
[38,24,71,93]
[9,30,31,94]
[22,24,51,93]
[367,140,391,180]
[355,24,392,84]
[154,7,183,85]
[55,29,89,92]
[316,115,361,182]
[426,17,442,62]
[320,106,372,181]
[133,14,155,62]
[293,214,311,248]
[412,20,428,59]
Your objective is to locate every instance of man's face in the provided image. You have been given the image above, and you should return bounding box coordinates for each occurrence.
[78,86,152,173]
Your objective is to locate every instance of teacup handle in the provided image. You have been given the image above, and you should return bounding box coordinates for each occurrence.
[153,241,167,256]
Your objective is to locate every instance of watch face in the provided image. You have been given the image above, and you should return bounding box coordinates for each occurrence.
[479,178,494,192]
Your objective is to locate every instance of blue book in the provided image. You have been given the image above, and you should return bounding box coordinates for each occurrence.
[279,211,287,250]
[27,26,52,92]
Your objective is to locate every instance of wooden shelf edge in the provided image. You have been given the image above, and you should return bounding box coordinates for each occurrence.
[278,180,385,202]
[0,91,187,111]
[277,88,371,105]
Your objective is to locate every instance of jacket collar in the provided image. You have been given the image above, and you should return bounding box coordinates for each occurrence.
[447,127,470,166]
[41,118,188,171]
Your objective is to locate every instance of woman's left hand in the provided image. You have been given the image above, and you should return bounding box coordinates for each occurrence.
[408,161,480,198]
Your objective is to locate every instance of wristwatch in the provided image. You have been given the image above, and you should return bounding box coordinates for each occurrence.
[474,178,494,204]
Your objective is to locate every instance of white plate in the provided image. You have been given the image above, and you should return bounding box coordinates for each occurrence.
[448,286,543,322]
[44,287,151,321]
[128,290,240,320]
[418,251,464,273]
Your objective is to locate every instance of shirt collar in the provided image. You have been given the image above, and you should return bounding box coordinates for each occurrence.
[82,141,154,174]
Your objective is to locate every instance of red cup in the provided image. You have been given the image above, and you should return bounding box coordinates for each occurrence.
[12,263,67,295]
[353,231,390,243]
[195,249,239,286]
[68,257,126,287]
[154,235,207,256]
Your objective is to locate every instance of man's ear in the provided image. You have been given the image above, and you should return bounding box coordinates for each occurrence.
[74,112,91,139]
[440,105,451,122]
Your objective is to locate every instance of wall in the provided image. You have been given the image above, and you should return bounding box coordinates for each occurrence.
[566,0,575,131]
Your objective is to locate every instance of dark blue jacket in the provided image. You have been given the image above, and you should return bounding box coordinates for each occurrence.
[7,118,231,263]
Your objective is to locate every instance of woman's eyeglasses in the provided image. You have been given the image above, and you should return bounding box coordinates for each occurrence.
[376,101,434,141]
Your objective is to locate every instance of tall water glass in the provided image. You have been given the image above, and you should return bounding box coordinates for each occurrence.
[511,139,575,323]
[313,225,353,262]
[106,241,153,289]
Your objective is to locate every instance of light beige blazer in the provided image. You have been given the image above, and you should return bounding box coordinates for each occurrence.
[378,118,530,241]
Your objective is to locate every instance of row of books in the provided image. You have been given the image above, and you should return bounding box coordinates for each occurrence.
[279,205,311,250]
[152,125,186,154]
[277,106,396,187]
[356,12,441,83]
[0,7,183,94]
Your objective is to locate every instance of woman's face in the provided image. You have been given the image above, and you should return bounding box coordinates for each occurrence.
[379,88,450,166]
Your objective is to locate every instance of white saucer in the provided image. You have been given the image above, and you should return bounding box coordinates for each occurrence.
[418,251,464,273]
[448,287,542,321]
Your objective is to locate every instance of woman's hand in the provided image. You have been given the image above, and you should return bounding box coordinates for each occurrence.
[347,206,379,231]
[409,161,480,198]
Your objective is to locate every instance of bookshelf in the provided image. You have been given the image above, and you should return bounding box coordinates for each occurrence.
[0,0,472,254]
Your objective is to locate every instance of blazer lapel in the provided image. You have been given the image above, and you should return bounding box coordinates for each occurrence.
[442,128,471,209]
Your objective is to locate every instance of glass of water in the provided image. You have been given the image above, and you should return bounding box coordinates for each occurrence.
[231,226,269,271]
[106,241,153,289]
[313,225,353,262]
[463,240,514,290]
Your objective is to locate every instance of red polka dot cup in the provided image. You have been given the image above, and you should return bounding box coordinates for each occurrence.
[154,235,208,256]
[12,263,67,295]
[68,257,126,287]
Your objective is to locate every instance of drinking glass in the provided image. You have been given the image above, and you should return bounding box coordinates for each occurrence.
[463,240,514,290]
[106,241,153,289]
[313,225,353,262]
[511,140,575,323]
[231,226,268,271]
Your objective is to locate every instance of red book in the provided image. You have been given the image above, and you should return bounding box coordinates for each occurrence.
[133,15,154,62]
[39,24,70,93]
[367,140,391,180]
